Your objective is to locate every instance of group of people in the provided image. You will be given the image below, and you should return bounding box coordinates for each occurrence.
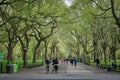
[45,57,78,73]
[45,57,117,73]
[45,58,59,73]
[70,57,78,67]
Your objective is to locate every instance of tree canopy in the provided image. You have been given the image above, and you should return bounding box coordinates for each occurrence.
[0,0,120,67]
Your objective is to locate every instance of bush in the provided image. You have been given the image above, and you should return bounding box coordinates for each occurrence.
[0,60,43,73]
[28,62,43,68]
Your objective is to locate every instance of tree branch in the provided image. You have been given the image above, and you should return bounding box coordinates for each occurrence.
[110,0,120,29]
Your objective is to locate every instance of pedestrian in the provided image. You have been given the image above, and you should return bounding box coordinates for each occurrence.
[52,58,55,73]
[52,58,59,73]
[73,57,78,67]
[70,58,73,66]
[61,58,64,64]
[95,58,100,69]
[45,58,51,73]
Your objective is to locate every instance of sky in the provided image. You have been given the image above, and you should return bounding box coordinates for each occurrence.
[64,0,74,6]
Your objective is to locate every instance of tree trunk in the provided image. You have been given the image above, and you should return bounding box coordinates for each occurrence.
[111,47,117,64]
[7,42,14,64]
[7,48,13,64]
[93,41,98,61]
[33,41,41,63]
[44,40,48,60]
[22,49,27,68]
[103,48,107,66]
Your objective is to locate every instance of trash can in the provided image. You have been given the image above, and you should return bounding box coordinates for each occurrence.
[13,64,18,73]
[0,62,2,73]
[6,64,14,73]
[6,64,18,73]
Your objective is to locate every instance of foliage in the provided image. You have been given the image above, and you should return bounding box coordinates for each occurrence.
[0,0,120,70]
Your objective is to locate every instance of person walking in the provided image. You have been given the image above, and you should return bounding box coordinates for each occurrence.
[52,58,55,73]
[52,58,59,73]
[73,57,78,67]
[45,58,51,73]
[70,58,73,66]
[95,58,100,69]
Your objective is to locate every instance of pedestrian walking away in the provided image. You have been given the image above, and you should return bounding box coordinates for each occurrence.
[95,58,100,69]
[73,57,78,67]
[52,58,55,73]
[70,58,73,66]
[45,58,51,73]
[52,58,59,73]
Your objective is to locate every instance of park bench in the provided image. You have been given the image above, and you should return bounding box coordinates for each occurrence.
[99,64,120,72]
[113,65,120,71]
[107,64,120,72]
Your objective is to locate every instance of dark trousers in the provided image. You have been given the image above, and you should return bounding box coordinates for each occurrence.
[71,62,73,66]
[54,65,58,72]
[74,62,77,67]
[46,66,49,72]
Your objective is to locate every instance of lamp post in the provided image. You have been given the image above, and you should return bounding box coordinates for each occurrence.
[23,47,27,68]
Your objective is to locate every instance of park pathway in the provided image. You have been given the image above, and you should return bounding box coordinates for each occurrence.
[0,62,120,80]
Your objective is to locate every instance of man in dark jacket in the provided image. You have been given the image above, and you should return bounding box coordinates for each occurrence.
[45,58,50,73]
[52,58,59,73]
[95,58,100,69]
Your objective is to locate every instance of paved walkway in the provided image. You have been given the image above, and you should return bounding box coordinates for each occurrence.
[0,62,120,80]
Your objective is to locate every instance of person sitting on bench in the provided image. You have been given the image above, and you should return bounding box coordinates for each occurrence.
[107,62,117,71]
